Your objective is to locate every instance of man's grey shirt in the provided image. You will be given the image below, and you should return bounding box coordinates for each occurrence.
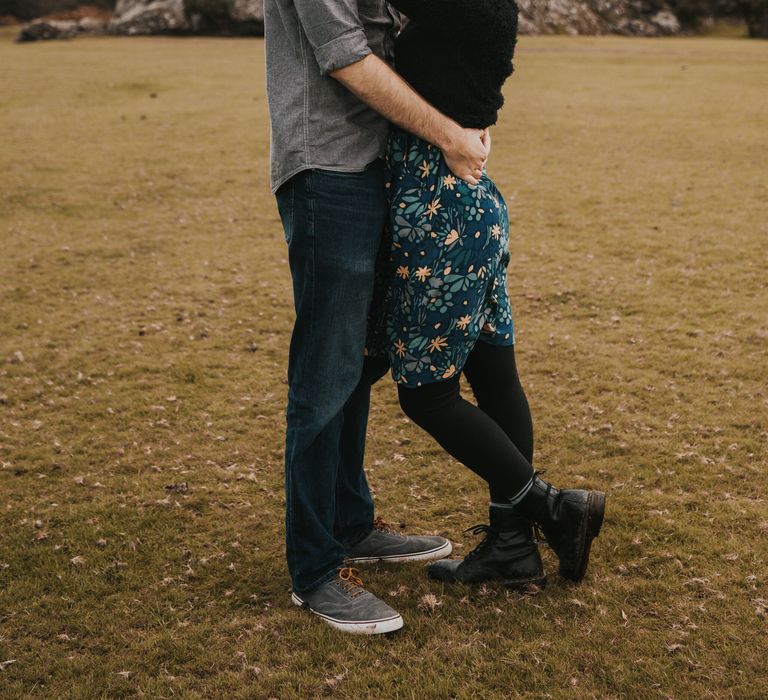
[264,0,401,193]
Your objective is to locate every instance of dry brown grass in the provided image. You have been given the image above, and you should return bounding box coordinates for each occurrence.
[1,26,767,699]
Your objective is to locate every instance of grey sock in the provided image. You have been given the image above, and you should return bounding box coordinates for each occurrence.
[490,474,535,509]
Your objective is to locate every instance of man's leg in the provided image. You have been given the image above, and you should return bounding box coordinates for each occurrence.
[276,163,387,596]
[336,357,453,567]
[334,356,389,549]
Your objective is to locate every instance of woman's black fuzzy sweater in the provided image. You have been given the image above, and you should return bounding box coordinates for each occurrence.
[388,0,519,129]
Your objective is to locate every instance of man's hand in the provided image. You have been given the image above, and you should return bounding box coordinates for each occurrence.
[440,126,489,187]
[481,128,491,168]
[331,55,492,186]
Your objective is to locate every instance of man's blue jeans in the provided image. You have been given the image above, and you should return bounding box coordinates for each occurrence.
[275,160,389,595]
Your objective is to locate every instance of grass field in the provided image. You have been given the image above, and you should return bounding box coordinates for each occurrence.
[1,26,767,699]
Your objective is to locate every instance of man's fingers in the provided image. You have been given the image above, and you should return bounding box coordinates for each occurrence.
[481,128,492,152]
[452,163,482,186]
[441,126,491,186]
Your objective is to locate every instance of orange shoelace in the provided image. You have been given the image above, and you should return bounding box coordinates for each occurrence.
[336,567,365,598]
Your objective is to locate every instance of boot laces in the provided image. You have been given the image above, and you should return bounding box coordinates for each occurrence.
[335,566,365,598]
[462,524,497,561]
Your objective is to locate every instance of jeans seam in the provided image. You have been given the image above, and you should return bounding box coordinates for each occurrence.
[334,459,346,543]
[285,173,318,577]
[281,178,296,576]
[334,395,347,543]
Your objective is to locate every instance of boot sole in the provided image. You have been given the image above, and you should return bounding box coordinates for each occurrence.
[427,562,547,591]
[562,490,606,583]
[503,575,547,591]
[427,573,547,591]
[344,539,452,565]
[291,592,404,635]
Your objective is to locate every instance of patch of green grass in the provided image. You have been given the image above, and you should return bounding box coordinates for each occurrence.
[1,26,767,699]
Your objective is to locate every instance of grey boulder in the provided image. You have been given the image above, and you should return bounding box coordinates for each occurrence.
[517,0,681,36]
[16,16,109,42]
[107,0,264,36]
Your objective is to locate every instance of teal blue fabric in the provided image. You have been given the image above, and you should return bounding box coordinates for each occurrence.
[367,126,515,387]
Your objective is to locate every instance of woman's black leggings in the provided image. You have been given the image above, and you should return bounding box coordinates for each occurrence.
[397,341,534,503]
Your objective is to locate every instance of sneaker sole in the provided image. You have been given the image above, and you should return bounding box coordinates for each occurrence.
[344,539,452,565]
[291,593,404,635]
[562,490,606,582]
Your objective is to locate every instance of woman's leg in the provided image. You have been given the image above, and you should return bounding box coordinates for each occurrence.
[398,366,545,587]
[462,341,534,504]
[397,372,534,501]
[402,341,606,585]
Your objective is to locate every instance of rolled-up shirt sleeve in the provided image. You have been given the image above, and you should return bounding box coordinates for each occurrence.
[293,0,371,75]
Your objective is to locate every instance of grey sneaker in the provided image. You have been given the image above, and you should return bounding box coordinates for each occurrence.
[291,567,404,635]
[344,517,452,564]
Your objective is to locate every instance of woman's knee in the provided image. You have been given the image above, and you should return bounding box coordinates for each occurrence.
[397,386,426,425]
[397,377,460,429]
[465,343,522,399]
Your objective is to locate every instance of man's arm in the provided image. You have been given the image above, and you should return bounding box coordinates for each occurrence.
[291,0,487,184]
[331,54,487,185]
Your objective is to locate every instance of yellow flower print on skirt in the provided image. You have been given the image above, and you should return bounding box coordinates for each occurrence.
[367,126,515,388]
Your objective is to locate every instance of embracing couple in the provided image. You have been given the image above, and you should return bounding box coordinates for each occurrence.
[264,0,606,634]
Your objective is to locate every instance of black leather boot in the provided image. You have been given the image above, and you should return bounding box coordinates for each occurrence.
[515,473,606,582]
[426,506,546,590]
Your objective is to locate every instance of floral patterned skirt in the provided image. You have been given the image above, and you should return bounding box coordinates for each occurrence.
[366,126,515,387]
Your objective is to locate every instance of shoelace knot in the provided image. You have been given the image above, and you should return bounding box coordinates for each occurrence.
[336,566,365,598]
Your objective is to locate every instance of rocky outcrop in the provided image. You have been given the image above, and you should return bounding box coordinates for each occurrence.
[15,0,264,39]
[16,14,107,41]
[107,0,186,34]
[517,0,681,35]
[15,3,111,41]
[107,0,263,36]
[17,0,681,41]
